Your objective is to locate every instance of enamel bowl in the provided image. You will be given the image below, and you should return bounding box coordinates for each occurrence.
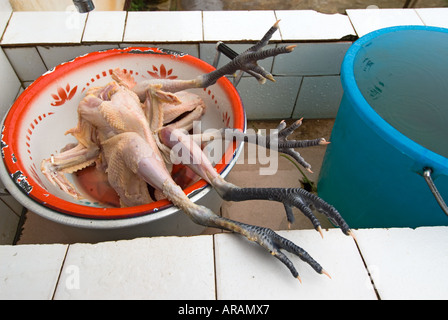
[0,47,245,236]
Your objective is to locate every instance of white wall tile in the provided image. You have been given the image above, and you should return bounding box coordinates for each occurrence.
[1,194,23,217]
[23,81,34,88]
[83,11,126,43]
[237,76,302,120]
[1,11,87,45]
[0,0,12,38]
[0,48,22,116]
[0,153,24,218]
[273,42,351,76]
[0,244,68,299]
[124,11,203,43]
[16,86,24,98]
[3,47,47,82]
[346,8,424,37]
[0,199,19,245]
[416,8,448,29]
[54,236,215,299]
[275,10,356,40]
[214,229,377,299]
[294,76,343,119]
[37,44,119,71]
[355,227,448,300]
[203,11,280,42]
[0,158,23,216]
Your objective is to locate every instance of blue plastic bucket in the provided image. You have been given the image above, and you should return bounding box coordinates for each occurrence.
[318,26,448,228]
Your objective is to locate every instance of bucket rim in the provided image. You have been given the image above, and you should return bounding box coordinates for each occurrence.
[341,25,448,177]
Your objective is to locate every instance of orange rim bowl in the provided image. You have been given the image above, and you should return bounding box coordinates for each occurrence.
[1,47,245,220]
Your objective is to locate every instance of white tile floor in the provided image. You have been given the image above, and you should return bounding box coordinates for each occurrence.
[203,10,280,42]
[354,227,448,300]
[83,11,127,43]
[1,11,87,45]
[346,8,424,37]
[0,243,67,300]
[1,227,447,300]
[54,236,215,300]
[214,229,377,300]
[416,8,448,28]
[274,10,356,40]
[124,11,203,43]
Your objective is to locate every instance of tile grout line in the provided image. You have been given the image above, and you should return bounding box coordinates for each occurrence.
[79,12,89,44]
[212,206,226,300]
[351,234,381,300]
[273,10,284,42]
[290,76,304,119]
[0,196,21,218]
[35,46,48,71]
[413,8,427,26]
[121,11,128,43]
[51,244,70,300]
[212,234,218,300]
[0,10,13,44]
[201,11,205,43]
[344,9,359,39]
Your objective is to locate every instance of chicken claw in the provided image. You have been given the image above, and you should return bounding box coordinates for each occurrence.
[198,20,295,87]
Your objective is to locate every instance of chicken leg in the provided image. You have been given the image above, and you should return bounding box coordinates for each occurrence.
[159,125,351,280]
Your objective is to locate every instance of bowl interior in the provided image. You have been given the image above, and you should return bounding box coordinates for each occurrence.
[2,47,245,219]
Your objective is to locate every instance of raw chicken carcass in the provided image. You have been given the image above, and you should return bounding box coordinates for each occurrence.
[41,21,353,281]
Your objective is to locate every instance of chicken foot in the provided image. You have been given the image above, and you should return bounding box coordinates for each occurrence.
[159,126,351,279]
[179,120,351,235]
